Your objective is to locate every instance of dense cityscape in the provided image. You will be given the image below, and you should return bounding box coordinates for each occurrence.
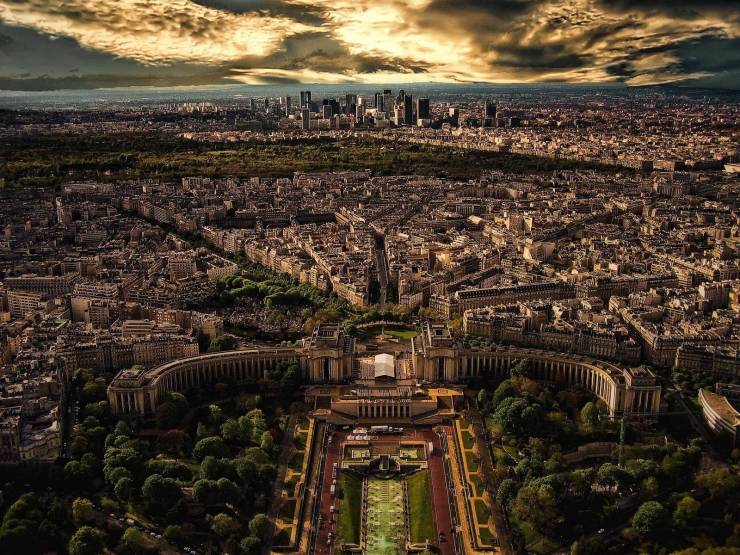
[0,82,738,555]
[3,0,740,550]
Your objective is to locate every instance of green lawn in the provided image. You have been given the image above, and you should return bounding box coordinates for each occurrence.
[510,514,561,554]
[288,450,305,472]
[273,527,291,546]
[337,472,363,545]
[529,537,562,554]
[284,475,299,494]
[502,445,520,461]
[474,499,491,524]
[464,450,479,472]
[461,430,476,449]
[407,471,436,544]
[278,498,296,523]
[295,430,308,449]
[479,526,496,546]
[469,474,485,497]
[385,327,418,340]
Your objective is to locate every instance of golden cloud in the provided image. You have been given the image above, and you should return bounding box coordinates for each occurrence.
[0,0,312,64]
[0,0,737,86]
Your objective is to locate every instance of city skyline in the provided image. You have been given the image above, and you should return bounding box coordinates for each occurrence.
[0,0,739,91]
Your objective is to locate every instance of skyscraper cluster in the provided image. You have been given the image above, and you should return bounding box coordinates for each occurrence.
[290,89,433,130]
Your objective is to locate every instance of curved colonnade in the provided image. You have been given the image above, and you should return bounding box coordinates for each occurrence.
[457,347,661,416]
[109,344,661,418]
[108,348,299,415]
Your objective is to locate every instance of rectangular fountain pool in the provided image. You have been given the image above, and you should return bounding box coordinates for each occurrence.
[364,477,406,555]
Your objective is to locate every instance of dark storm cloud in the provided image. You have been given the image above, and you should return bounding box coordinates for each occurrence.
[232,32,429,76]
[421,0,542,18]
[0,72,237,91]
[192,0,328,26]
[413,0,541,37]
[0,34,14,54]
[492,44,592,70]
[582,21,644,50]
[675,37,740,73]
[0,21,239,90]
[597,0,740,20]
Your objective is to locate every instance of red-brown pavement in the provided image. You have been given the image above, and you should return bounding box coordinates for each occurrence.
[313,430,343,555]
[310,427,456,555]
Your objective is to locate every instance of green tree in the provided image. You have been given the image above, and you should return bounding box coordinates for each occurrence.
[497,478,517,509]
[209,404,224,425]
[246,409,267,443]
[141,474,181,507]
[595,463,633,496]
[570,537,604,555]
[580,402,602,431]
[240,536,261,555]
[146,459,192,481]
[158,429,189,456]
[641,476,660,500]
[103,447,143,482]
[217,477,243,506]
[114,477,134,501]
[201,456,236,481]
[673,496,700,529]
[662,447,700,487]
[81,378,108,403]
[696,467,740,501]
[494,396,543,436]
[477,389,488,408]
[65,460,93,488]
[212,513,238,538]
[164,525,182,542]
[105,466,133,486]
[155,401,181,429]
[68,526,104,555]
[257,463,277,491]
[510,359,530,378]
[625,458,660,482]
[193,436,229,461]
[209,335,237,352]
[192,479,221,506]
[221,418,242,443]
[260,431,274,452]
[237,415,253,443]
[632,501,668,539]
[248,513,270,539]
[235,457,258,487]
[114,420,131,436]
[72,498,94,526]
[279,367,300,400]
[512,483,562,535]
[491,379,517,408]
[122,527,146,550]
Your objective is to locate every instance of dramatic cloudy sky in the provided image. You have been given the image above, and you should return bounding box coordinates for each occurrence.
[0,0,738,90]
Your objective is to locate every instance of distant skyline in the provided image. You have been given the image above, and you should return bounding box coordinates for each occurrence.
[0,0,738,91]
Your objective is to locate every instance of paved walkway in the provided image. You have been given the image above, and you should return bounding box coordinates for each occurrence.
[312,427,341,555]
